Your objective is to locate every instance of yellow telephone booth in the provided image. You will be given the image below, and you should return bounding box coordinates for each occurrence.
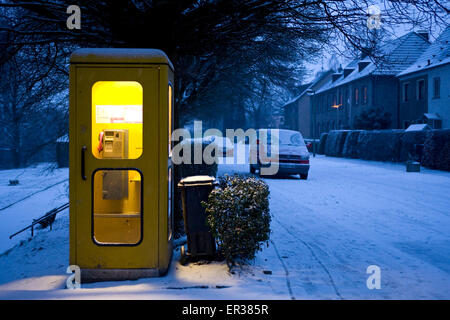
[69,48,174,282]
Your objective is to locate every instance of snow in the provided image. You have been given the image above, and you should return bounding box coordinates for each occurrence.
[405,124,430,132]
[0,164,68,254]
[0,155,449,299]
[179,176,216,184]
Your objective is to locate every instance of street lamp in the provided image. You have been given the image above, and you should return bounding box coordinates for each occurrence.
[306,89,316,157]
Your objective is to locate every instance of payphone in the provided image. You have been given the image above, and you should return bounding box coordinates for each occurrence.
[69,48,174,282]
[98,129,129,159]
[98,129,129,200]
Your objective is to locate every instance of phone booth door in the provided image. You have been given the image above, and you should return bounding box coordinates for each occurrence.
[72,66,159,270]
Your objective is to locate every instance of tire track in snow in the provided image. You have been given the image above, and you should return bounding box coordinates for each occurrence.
[274,217,343,300]
[269,239,295,300]
[0,179,68,212]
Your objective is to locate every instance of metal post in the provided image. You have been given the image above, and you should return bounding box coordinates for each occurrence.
[307,89,316,157]
[313,93,316,157]
[337,106,339,129]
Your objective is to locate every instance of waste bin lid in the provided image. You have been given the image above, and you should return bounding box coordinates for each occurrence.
[178,175,216,186]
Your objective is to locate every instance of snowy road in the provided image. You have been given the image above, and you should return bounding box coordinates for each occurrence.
[0,155,449,299]
[220,155,450,299]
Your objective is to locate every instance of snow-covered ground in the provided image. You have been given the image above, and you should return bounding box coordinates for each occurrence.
[0,152,449,299]
[0,164,68,254]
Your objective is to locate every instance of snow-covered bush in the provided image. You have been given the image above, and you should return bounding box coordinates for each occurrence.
[203,175,271,268]
[325,130,349,157]
[399,130,428,162]
[342,130,363,158]
[318,132,328,154]
[355,130,403,161]
[422,129,450,171]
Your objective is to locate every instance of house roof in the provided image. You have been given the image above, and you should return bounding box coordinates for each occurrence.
[423,113,441,120]
[398,26,450,77]
[56,134,69,143]
[315,32,430,94]
[282,69,334,108]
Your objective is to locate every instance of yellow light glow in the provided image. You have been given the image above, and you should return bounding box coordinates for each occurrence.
[91,81,143,159]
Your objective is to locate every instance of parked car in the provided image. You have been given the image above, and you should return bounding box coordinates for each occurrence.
[304,139,313,152]
[206,135,234,157]
[249,129,310,179]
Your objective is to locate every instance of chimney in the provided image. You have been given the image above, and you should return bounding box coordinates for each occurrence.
[358,61,370,72]
[417,30,429,41]
[332,73,341,83]
[343,68,354,78]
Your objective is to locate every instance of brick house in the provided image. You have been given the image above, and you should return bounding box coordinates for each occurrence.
[282,69,334,138]
[311,31,430,135]
[397,26,450,129]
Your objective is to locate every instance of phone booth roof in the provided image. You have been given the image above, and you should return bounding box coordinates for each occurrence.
[70,48,174,70]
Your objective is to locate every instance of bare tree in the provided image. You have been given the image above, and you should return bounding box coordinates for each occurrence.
[0,0,448,132]
[0,43,68,167]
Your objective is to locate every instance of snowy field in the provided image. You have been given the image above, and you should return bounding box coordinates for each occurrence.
[0,153,449,299]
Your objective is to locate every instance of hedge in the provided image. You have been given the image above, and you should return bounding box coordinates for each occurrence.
[324,130,350,157]
[399,130,429,162]
[342,130,363,158]
[422,129,450,171]
[356,130,403,162]
[203,174,271,268]
[322,128,450,172]
[318,133,328,155]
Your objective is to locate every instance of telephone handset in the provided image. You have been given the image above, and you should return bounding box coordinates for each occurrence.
[97,131,105,153]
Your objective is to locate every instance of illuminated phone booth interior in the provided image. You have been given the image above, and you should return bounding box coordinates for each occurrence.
[69,48,174,282]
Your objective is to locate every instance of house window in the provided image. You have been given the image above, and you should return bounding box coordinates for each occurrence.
[433,77,440,98]
[339,92,343,106]
[417,79,425,100]
[403,83,409,102]
[363,86,368,104]
[354,88,359,105]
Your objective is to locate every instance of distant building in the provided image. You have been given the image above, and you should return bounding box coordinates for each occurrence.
[282,70,334,138]
[398,26,450,128]
[310,31,430,135]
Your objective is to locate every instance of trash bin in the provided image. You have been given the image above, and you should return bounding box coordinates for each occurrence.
[178,175,217,262]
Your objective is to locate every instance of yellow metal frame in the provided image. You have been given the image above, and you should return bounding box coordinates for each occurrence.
[69,49,174,281]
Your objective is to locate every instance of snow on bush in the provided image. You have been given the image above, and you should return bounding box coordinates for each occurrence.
[399,130,428,162]
[318,132,328,155]
[203,174,271,269]
[324,130,349,157]
[355,130,403,162]
[422,129,450,171]
[342,130,363,158]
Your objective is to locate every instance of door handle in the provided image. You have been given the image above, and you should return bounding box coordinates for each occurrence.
[81,146,87,180]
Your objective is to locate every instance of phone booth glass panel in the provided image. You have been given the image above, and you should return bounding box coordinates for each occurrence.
[91,81,143,160]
